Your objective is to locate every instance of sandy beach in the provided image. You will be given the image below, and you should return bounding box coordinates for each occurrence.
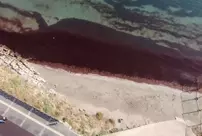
[29,63,202,131]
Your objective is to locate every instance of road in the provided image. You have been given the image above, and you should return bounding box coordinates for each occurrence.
[0,89,77,136]
[0,115,34,136]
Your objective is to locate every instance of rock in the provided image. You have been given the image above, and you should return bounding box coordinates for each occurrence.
[0,45,46,88]
[109,128,119,133]
[118,118,123,123]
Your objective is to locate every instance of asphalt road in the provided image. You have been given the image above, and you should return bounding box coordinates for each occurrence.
[0,115,34,136]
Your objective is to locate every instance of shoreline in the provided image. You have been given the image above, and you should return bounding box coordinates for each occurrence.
[1,29,202,89]
[29,62,201,131]
[30,60,195,91]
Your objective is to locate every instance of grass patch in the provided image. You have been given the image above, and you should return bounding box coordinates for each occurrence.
[0,66,117,136]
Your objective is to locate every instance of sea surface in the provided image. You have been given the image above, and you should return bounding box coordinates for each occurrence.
[0,0,202,87]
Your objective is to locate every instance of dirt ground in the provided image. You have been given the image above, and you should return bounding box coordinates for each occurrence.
[29,63,202,131]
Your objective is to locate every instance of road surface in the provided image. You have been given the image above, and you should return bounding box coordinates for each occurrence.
[0,115,34,136]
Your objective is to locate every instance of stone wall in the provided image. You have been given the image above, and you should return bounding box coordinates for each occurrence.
[0,44,46,87]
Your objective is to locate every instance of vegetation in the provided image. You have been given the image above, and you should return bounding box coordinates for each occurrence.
[0,66,116,136]
[96,112,104,120]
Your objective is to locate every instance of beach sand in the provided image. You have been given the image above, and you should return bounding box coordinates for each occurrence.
[29,62,202,130]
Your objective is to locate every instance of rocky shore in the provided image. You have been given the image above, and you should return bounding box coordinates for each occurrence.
[0,44,45,87]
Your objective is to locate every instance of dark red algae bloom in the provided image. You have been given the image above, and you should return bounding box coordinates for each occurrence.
[1,27,202,90]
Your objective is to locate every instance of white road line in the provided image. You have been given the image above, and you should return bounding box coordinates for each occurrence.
[2,98,16,116]
[2,107,10,116]
[20,117,27,127]
[38,127,46,136]
[0,99,65,136]
[38,118,51,136]
[20,108,34,127]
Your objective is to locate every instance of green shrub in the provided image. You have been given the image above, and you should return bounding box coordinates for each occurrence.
[96,112,103,120]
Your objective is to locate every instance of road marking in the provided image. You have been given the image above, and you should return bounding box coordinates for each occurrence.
[20,117,27,127]
[38,127,46,136]
[2,98,16,116]
[0,99,65,136]
[20,108,34,127]
[38,118,52,136]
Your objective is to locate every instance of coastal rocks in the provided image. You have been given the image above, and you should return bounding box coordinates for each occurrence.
[0,45,45,87]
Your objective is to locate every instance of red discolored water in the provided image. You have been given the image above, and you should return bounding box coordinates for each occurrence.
[0,29,202,90]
